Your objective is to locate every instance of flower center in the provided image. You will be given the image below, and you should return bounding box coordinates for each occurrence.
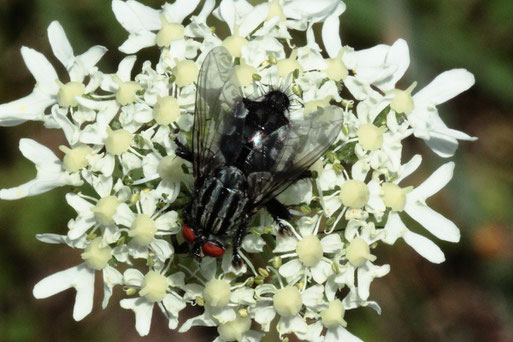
[346,237,376,267]
[129,214,157,246]
[320,299,347,329]
[339,180,370,209]
[390,82,416,115]
[357,123,384,151]
[156,16,184,47]
[277,49,303,78]
[173,59,199,87]
[217,314,252,342]
[57,81,85,107]
[222,26,248,58]
[139,270,168,302]
[153,96,180,125]
[296,235,323,267]
[105,127,133,155]
[304,96,331,114]
[116,81,142,105]
[59,145,92,173]
[381,183,413,212]
[91,195,120,226]
[266,0,286,21]
[157,154,185,183]
[203,279,231,308]
[81,238,112,270]
[325,50,348,81]
[235,60,257,87]
[273,286,302,317]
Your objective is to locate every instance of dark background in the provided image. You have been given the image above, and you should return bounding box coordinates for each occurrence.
[0,0,512,341]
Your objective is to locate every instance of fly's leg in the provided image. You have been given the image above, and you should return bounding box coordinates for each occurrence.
[191,241,203,261]
[296,170,312,181]
[174,139,193,163]
[171,235,189,254]
[265,198,293,236]
[231,223,248,269]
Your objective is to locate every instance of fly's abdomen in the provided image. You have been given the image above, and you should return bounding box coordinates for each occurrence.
[194,167,248,238]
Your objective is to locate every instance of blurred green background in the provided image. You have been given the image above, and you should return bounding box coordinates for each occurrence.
[0,0,512,341]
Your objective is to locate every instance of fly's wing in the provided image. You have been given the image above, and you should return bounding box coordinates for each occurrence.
[246,105,343,206]
[193,46,245,178]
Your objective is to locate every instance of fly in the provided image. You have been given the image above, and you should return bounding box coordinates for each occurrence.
[174,46,343,268]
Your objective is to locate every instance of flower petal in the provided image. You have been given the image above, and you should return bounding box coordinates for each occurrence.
[33,263,95,321]
[21,47,59,94]
[414,69,475,105]
[120,297,154,336]
[322,13,342,58]
[404,201,460,242]
[47,21,74,69]
[0,92,53,126]
[410,162,454,200]
[403,230,445,263]
[112,0,161,33]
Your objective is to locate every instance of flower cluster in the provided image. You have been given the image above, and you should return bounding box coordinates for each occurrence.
[0,0,476,341]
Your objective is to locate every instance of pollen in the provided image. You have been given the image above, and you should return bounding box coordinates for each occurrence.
[324,50,348,81]
[173,59,199,87]
[203,279,231,308]
[390,82,417,115]
[296,235,323,267]
[346,237,376,267]
[81,238,112,270]
[91,195,120,226]
[339,180,370,209]
[153,96,180,125]
[59,145,93,173]
[357,123,384,151]
[57,81,85,107]
[139,270,168,302]
[129,214,157,246]
[277,49,303,78]
[157,154,185,183]
[222,26,248,58]
[320,299,347,329]
[273,286,303,317]
[105,127,133,155]
[235,60,257,87]
[217,314,252,342]
[115,81,142,105]
[156,15,185,48]
[381,183,413,212]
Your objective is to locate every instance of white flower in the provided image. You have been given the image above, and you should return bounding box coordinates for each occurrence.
[120,268,186,335]
[370,40,477,157]
[113,0,201,53]
[383,156,459,263]
[33,237,121,321]
[180,258,256,333]
[276,215,342,284]
[0,139,82,200]
[0,21,106,127]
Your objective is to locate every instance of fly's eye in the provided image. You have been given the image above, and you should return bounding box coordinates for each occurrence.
[182,225,195,244]
[202,241,226,257]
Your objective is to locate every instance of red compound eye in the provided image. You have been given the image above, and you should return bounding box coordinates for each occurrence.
[202,241,226,257]
[182,225,195,244]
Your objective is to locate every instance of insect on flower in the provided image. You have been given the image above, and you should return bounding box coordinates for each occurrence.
[175,46,343,267]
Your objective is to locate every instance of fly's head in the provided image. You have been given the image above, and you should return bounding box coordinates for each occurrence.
[182,224,226,259]
[264,90,291,113]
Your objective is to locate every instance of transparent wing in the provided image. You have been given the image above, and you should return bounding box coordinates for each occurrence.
[247,105,344,206]
[193,46,244,178]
